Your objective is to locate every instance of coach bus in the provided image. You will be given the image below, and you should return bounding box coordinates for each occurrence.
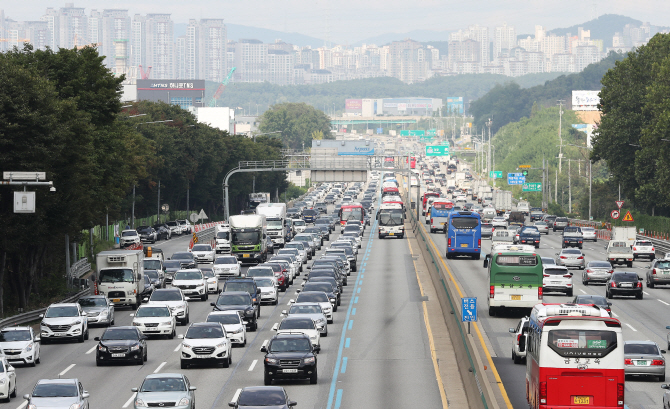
[445,211,481,260]
[377,203,404,239]
[526,303,624,409]
[483,251,543,316]
[339,203,365,227]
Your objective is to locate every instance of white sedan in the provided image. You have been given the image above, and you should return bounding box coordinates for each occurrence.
[202,270,219,293]
[491,217,508,228]
[0,358,16,402]
[213,256,242,279]
[455,194,467,202]
[190,244,215,263]
[131,305,176,339]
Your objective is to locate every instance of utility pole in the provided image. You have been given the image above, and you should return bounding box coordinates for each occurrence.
[589,160,592,220]
[486,118,492,181]
[555,169,558,203]
[157,180,160,224]
[542,155,546,210]
[568,159,572,212]
[186,183,190,216]
[557,100,564,173]
[131,184,135,229]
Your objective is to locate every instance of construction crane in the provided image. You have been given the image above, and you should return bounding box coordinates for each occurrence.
[0,38,30,43]
[139,65,152,80]
[208,67,236,107]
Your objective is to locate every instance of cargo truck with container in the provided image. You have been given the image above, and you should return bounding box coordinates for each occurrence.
[229,214,268,264]
[96,249,145,310]
[255,203,288,248]
[613,226,637,247]
[493,190,513,215]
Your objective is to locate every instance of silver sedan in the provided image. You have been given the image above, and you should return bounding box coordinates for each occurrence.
[533,221,549,235]
[624,341,666,381]
[556,248,585,269]
[581,227,598,241]
[582,261,613,285]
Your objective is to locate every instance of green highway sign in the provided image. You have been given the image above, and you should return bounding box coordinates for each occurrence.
[426,145,449,156]
[426,129,437,136]
[522,182,542,192]
[400,130,426,137]
[489,171,503,179]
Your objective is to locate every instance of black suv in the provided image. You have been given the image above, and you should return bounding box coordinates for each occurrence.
[261,333,319,385]
[170,252,197,269]
[211,291,259,331]
[606,272,643,299]
[222,278,261,308]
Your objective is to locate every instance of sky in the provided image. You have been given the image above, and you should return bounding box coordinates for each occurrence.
[3,0,668,44]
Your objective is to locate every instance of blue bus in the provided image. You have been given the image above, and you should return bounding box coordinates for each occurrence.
[446,211,482,260]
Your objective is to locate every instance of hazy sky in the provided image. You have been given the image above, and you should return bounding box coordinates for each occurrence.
[3,0,668,43]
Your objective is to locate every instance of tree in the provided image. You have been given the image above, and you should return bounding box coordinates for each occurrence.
[258,102,332,150]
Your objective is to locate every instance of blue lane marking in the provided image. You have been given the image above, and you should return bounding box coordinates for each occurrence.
[360,274,364,278]
[358,280,363,286]
[348,320,354,330]
[334,389,343,409]
[352,308,356,315]
[357,287,361,293]
[341,357,348,373]
[345,338,350,348]
[354,297,359,303]
[363,262,367,267]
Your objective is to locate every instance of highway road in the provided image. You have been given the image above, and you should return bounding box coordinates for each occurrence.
[417,158,670,409]
[2,195,444,409]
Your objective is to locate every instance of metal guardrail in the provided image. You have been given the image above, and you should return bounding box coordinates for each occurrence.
[0,287,91,329]
[71,258,91,278]
[570,218,670,257]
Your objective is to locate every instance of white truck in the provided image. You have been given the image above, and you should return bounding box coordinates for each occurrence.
[477,185,492,204]
[517,200,530,216]
[454,172,466,182]
[256,203,288,248]
[215,223,232,254]
[494,190,513,216]
[96,249,145,309]
[613,226,637,247]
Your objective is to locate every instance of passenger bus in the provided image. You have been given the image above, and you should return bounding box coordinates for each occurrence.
[483,251,543,316]
[377,203,404,239]
[526,303,624,409]
[339,203,365,227]
[382,186,400,197]
[407,156,416,169]
[429,201,453,233]
[421,192,440,215]
[445,211,482,260]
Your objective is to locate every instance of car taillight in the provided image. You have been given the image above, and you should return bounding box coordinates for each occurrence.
[609,270,614,274]
[637,282,642,288]
[653,268,658,275]
[516,334,521,343]
[624,358,633,365]
[563,274,572,278]
[652,247,655,252]
[617,383,624,406]
[539,382,547,404]
[448,238,452,247]
[430,218,433,224]
[611,281,617,287]
[538,286,543,300]
[577,256,584,259]
[652,359,665,365]
[586,269,591,273]
[560,256,567,259]
[543,274,550,277]
[633,247,637,251]
[489,285,494,298]
[478,239,481,248]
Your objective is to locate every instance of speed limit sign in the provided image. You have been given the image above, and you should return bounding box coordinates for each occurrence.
[611,210,620,219]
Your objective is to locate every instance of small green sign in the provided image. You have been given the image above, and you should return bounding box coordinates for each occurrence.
[400,130,426,137]
[522,182,542,192]
[426,145,449,156]
[426,129,437,136]
[587,339,607,349]
[489,171,503,179]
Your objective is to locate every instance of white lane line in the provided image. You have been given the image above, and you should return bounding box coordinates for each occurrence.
[59,364,76,376]
[643,291,650,295]
[231,388,242,405]
[154,361,167,373]
[15,401,27,409]
[85,345,97,354]
[174,344,181,352]
[612,311,619,317]
[625,323,638,332]
[659,299,670,306]
[122,392,137,408]
[579,289,587,294]
[248,359,258,371]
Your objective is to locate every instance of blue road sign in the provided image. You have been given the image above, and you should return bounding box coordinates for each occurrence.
[507,173,526,185]
[376,128,383,134]
[461,297,477,322]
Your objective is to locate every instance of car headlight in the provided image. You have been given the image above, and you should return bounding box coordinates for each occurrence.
[69,403,84,409]
[182,343,191,349]
[0,378,6,385]
[315,318,326,324]
[160,321,172,326]
[99,310,108,317]
[98,345,107,352]
[303,357,316,364]
[135,399,148,407]
[178,398,190,406]
[245,310,254,316]
[73,320,82,325]
[130,344,141,351]
[216,342,227,349]
[230,327,243,334]
[265,357,278,364]
[132,322,141,326]
[25,343,33,352]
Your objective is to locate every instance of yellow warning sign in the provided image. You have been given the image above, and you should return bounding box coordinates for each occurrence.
[623,210,634,222]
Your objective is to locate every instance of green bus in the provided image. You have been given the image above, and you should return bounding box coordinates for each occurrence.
[483,251,543,316]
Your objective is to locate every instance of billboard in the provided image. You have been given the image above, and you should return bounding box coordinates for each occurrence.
[446,97,464,114]
[345,99,363,110]
[572,91,600,111]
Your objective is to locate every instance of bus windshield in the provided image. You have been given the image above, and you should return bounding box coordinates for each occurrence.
[378,210,403,226]
[547,329,618,358]
[340,207,363,222]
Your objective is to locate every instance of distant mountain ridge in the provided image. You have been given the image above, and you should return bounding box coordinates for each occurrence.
[175,23,326,48]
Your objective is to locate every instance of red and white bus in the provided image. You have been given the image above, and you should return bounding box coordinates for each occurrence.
[339,203,365,227]
[526,303,624,409]
[421,192,440,216]
[406,156,416,169]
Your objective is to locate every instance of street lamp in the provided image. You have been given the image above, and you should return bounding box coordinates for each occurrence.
[486,118,492,181]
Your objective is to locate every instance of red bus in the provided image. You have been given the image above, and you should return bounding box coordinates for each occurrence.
[382,186,400,197]
[421,192,440,215]
[339,203,365,227]
[526,303,624,409]
[406,156,416,169]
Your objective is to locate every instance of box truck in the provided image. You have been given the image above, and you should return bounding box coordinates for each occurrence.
[229,214,268,264]
[256,203,288,248]
[96,249,145,309]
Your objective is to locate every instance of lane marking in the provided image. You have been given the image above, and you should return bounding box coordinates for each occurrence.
[85,345,97,354]
[356,287,360,293]
[351,308,356,315]
[174,344,181,352]
[625,323,638,332]
[15,402,27,409]
[360,274,364,278]
[358,280,363,286]
[122,393,137,408]
[659,299,670,306]
[340,357,348,373]
[348,320,353,330]
[579,289,587,294]
[153,361,167,373]
[232,388,242,404]
[59,364,75,376]
[345,338,350,348]
[643,291,650,295]
[612,311,619,317]
[354,297,358,304]
[248,359,258,371]
[334,389,343,409]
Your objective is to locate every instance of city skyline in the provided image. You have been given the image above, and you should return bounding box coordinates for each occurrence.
[1,0,668,45]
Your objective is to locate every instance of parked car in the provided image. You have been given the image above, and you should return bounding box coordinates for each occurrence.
[152,223,172,240]
[120,229,141,248]
[137,226,157,244]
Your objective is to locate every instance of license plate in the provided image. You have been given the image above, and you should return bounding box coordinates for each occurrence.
[460,243,468,247]
[511,295,522,300]
[620,283,632,287]
[243,254,250,258]
[54,333,68,337]
[196,355,211,359]
[112,299,121,303]
[636,360,648,366]
[282,368,298,373]
[389,233,394,236]
[111,353,125,358]
[573,396,590,405]
[144,329,160,332]
[441,222,446,225]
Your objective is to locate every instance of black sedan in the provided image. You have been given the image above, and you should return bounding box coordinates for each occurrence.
[606,272,643,299]
[95,326,147,366]
[230,386,297,408]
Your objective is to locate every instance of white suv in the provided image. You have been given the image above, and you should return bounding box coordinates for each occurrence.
[147,288,190,326]
[0,326,41,366]
[40,303,89,343]
[131,305,176,339]
[171,269,208,301]
[272,316,321,349]
[633,240,655,260]
[542,265,573,296]
[119,229,140,248]
[508,317,529,364]
[179,322,232,369]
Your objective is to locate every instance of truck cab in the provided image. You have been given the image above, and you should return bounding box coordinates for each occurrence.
[215,224,232,254]
[96,250,145,309]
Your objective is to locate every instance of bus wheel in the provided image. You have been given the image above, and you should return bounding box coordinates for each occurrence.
[473,254,481,260]
[488,307,496,316]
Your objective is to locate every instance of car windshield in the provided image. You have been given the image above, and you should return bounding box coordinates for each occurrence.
[174,271,203,280]
[232,231,261,245]
[0,330,31,342]
[192,245,211,251]
[215,257,238,265]
[216,231,230,240]
[102,328,139,340]
[78,298,107,307]
[164,261,182,269]
[145,271,159,279]
[207,314,241,325]
[624,343,658,355]
[186,325,224,339]
[45,306,79,318]
[247,268,274,277]
[144,260,162,270]
[637,241,653,246]
[290,304,322,314]
[216,294,249,305]
[255,278,275,287]
[99,268,134,283]
[32,383,78,397]
[294,220,306,226]
[269,338,312,353]
[297,293,329,303]
[150,291,182,301]
[140,377,186,392]
[280,319,315,330]
[122,231,137,237]
[656,261,670,269]
[136,307,170,317]
[172,253,193,260]
[304,283,332,293]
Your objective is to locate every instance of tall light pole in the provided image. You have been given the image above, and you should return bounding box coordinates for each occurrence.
[557,100,564,173]
[486,118,492,181]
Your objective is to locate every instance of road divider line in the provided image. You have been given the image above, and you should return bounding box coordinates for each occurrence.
[625,323,638,332]
[85,345,97,354]
[579,289,587,294]
[340,357,348,373]
[15,401,27,409]
[248,359,257,371]
[59,364,75,376]
[354,297,358,304]
[153,361,167,373]
[643,291,650,295]
[231,388,242,404]
[122,393,137,408]
[348,320,353,330]
[356,287,360,293]
[351,308,356,315]
[174,344,181,352]
[659,299,670,306]
[345,338,350,348]
[334,389,343,409]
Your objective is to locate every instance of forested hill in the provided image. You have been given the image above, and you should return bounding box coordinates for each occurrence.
[207,72,566,115]
[469,52,626,134]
